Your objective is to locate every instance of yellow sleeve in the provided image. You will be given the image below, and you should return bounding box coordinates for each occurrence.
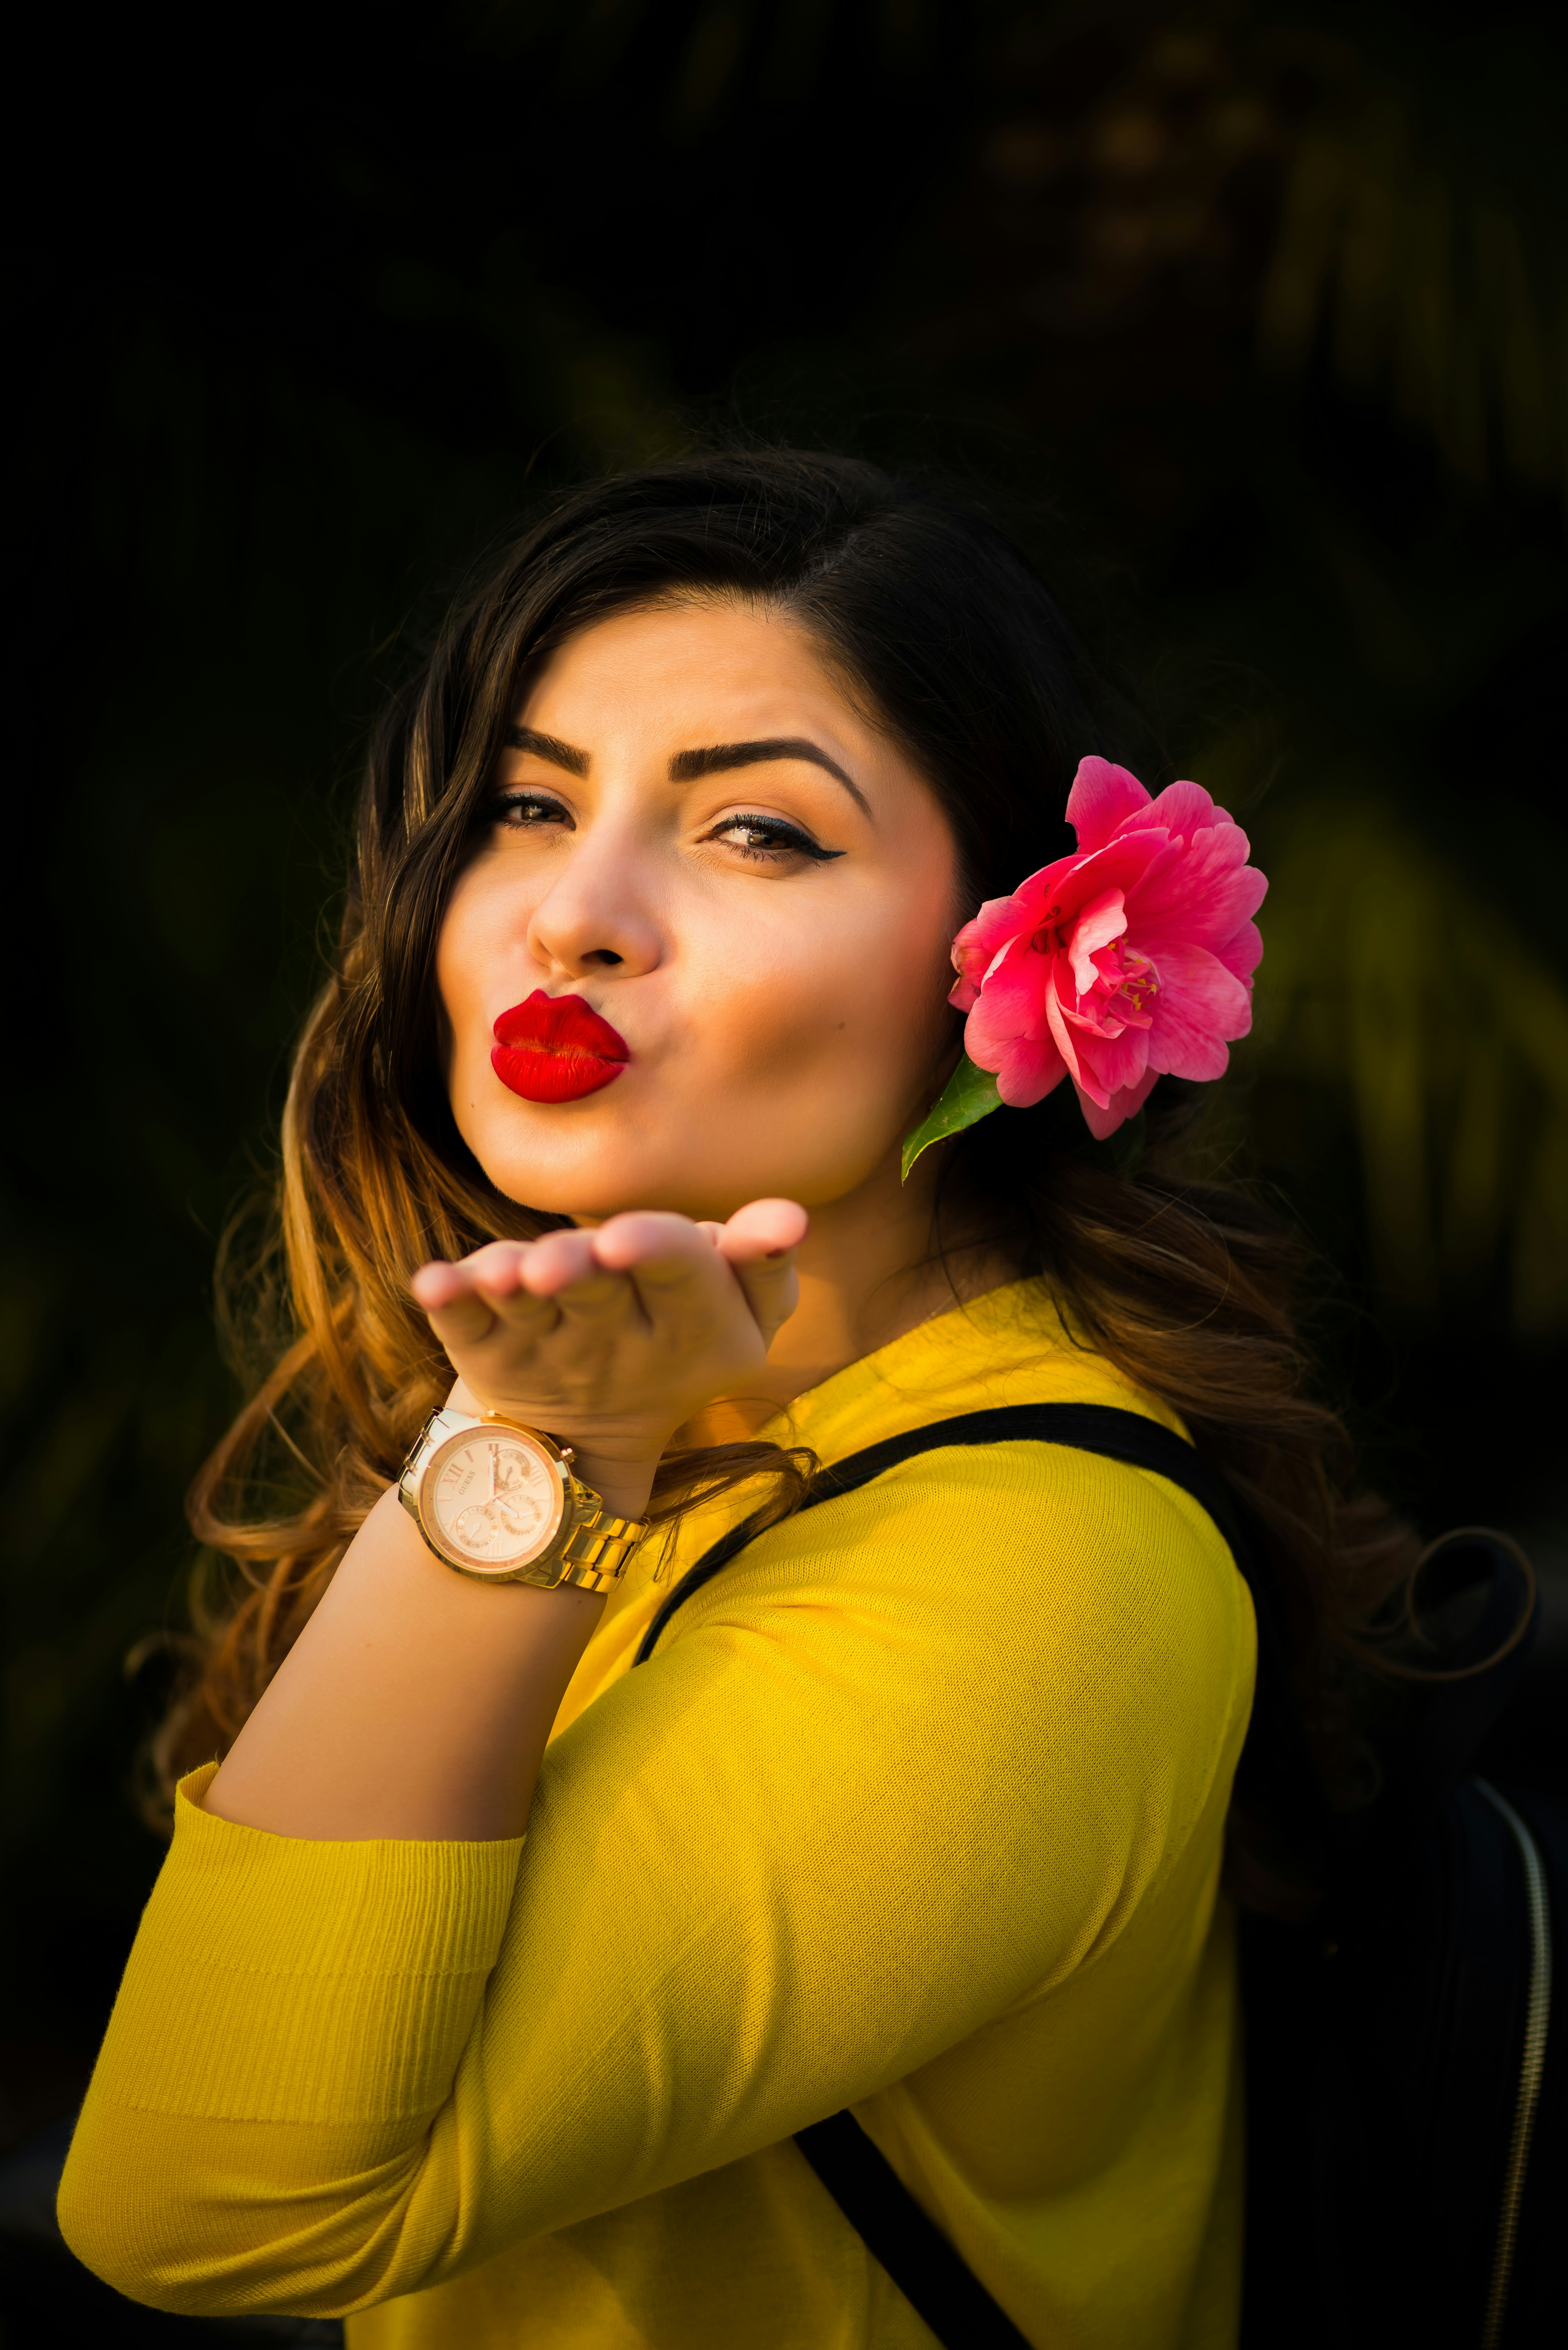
[58,1444,1250,2318]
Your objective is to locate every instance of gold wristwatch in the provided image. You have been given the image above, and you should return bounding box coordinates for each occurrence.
[398,1408,648,1592]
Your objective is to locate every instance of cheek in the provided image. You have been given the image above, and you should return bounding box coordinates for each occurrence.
[698,877,955,1093]
[435,868,517,1067]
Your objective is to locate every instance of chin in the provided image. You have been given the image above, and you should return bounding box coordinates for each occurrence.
[459,1091,893,1226]
[477,1141,722,1225]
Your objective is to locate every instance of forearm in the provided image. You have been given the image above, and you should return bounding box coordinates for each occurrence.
[203,1482,614,1841]
[58,1761,525,2313]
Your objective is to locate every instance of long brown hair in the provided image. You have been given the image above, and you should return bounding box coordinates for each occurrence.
[152,449,1419,1893]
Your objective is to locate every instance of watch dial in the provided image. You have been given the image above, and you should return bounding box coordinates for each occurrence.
[428,1431,563,1572]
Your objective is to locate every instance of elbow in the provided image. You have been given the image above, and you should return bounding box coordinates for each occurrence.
[57,2157,240,2316]
[57,2163,303,2318]
[56,2127,424,2319]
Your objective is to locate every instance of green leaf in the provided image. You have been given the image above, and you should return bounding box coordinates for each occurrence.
[901,1057,1003,1182]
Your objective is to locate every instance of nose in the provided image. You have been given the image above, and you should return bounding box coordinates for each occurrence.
[526,831,664,982]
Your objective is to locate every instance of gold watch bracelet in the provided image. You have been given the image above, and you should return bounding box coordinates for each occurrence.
[551,1507,650,1592]
[490,1413,650,1591]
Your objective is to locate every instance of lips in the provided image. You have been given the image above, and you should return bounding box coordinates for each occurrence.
[491,990,630,1104]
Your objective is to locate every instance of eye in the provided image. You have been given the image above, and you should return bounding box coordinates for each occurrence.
[707,812,844,865]
[489,789,575,832]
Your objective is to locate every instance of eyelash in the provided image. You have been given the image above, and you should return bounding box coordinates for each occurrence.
[487,792,842,865]
[712,813,842,864]
[491,791,572,831]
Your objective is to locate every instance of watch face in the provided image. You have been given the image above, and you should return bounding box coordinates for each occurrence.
[423,1427,566,1575]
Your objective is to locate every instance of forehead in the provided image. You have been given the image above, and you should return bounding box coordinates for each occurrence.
[515,598,869,747]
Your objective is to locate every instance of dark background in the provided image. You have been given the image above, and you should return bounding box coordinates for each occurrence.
[4,0,1567,2337]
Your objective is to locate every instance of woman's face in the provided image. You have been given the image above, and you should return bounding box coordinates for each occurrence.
[436,597,962,1223]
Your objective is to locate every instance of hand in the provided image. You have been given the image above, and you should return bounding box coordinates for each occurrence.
[408,1201,808,1519]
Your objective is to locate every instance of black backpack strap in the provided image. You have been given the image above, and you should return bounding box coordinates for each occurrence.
[794,2110,1035,2348]
[633,1402,1318,1846]
[637,1402,1257,1659]
[629,1401,1320,2350]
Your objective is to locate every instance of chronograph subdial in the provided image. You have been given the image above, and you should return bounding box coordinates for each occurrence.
[454,1452,548,1556]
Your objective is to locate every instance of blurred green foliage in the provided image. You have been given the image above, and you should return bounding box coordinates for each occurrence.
[4,0,1566,2113]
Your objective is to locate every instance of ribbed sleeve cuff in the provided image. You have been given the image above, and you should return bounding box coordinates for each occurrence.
[90,1765,524,2124]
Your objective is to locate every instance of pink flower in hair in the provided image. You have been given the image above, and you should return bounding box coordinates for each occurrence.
[949,757,1266,1140]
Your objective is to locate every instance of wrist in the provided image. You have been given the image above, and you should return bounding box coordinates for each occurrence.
[564,1455,659,1522]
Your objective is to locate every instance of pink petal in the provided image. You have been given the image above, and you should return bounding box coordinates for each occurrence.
[1144,940,1253,1080]
[964,937,1051,1042]
[1060,997,1124,1037]
[954,837,1168,981]
[1067,888,1127,995]
[1043,968,1089,1090]
[1140,779,1224,845]
[1050,829,1172,919]
[1066,756,1152,852]
[948,862,1091,996]
[1125,830,1267,955]
[952,910,1039,1010]
[1138,817,1251,892]
[1077,1022,1150,1098]
[964,1016,1069,1108]
[1214,918,1263,985]
[997,1041,1069,1109]
[952,891,1029,972]
[1074,1065,1160,1140]
[1011,852,1090,915]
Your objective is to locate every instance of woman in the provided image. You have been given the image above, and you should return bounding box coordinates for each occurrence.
[58,451,1407,2347]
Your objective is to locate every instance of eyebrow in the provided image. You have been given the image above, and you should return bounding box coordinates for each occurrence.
[668,738,871,816]
[504,724,872,818]
[504,726,589,776]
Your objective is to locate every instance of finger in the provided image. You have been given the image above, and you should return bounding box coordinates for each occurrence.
[588,1213,716,1283]
[587,1213,732,1324]
[414,1241,540,1307]
[463,1240,537,1297]
[529,1244,642,1326]
[411,1244,555,1349]
[714,1199,809,1262]
[731,1253,799,1343]
[409,1260,501,1349]
[512,1228,600,1298]
[715,1201,806,1341]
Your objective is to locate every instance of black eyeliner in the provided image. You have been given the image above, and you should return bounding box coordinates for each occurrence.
[489,787,573,824]
[724,814,845,862]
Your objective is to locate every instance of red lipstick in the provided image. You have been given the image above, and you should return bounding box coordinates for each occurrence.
[491,991,629,1104]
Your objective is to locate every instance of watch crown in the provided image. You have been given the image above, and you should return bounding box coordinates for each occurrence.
[560,1446,576,1464]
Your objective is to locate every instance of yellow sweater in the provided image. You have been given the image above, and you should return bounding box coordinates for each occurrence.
[60,1281,1254,2349]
